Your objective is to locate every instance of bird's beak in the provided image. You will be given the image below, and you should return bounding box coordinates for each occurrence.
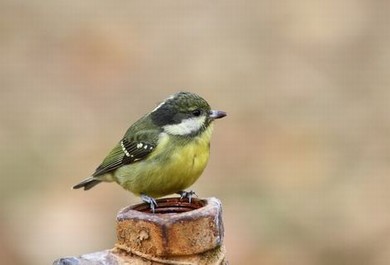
[209,110,227,120]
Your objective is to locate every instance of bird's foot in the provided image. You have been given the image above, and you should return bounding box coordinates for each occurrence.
[141,194,158,213]
[176,190,197,203]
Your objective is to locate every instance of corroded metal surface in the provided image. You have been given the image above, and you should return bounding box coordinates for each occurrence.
[53,197,228,265]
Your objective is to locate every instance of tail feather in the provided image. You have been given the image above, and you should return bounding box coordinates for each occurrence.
[73,177,102,190]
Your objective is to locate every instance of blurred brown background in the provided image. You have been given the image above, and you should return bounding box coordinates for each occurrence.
[1,1,390,264]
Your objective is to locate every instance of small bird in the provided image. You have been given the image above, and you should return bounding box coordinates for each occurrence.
[73,91,226,212]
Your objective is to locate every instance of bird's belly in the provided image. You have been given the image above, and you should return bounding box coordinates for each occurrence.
[114,138,210,198]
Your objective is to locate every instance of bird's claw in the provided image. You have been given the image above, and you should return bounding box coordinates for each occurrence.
[176,190,197,203]
[141,194,158,213]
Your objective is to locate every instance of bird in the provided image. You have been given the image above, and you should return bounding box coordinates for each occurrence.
[73,91,226,212]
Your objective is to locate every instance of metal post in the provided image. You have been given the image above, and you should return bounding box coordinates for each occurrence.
[54,197,228,265]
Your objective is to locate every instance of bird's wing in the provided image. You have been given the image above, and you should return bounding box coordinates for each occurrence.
[92,130,159,177]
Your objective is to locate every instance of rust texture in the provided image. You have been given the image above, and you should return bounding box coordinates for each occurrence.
[116,197,224,257]
[53,197,228,265]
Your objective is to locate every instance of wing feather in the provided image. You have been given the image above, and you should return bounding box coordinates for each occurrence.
[92,131,158,177]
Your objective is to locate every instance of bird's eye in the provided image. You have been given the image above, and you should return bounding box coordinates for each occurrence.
[192,109,202,117]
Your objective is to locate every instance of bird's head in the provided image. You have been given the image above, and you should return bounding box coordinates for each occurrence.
[150,92,226,136]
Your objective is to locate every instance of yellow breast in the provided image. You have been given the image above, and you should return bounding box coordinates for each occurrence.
[115,124,214,198]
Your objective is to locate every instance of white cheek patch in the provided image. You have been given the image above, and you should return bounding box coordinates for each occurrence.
[163,116,206,136]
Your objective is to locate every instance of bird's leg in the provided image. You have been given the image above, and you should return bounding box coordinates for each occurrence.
[141,194,158,213]
[176,190,197,203]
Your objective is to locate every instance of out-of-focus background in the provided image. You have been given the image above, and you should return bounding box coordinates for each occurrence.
[1,1,390,264]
